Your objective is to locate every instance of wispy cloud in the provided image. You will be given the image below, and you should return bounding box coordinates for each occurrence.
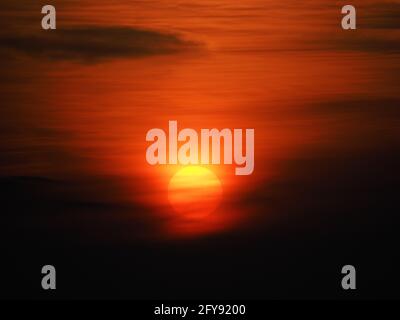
[360,1,400,29]
[1,26,199,62]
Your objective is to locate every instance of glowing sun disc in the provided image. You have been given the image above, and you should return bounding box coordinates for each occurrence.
[168,166,222,219]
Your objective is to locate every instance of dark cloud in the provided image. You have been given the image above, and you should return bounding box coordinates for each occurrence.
[360,2,400,29]
[336,34,400,53]
[0,26,199,62]
[310,98,400,118]
[237,139,400,236]
[0,174,162,242]
[316,1,400,53]
[301,31,400,53]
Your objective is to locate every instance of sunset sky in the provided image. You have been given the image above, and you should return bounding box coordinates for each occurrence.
[1,1,399,298]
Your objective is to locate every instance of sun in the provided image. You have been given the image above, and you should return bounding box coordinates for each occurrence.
[168,166,222,219]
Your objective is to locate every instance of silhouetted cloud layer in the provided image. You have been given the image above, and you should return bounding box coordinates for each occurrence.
[1,26,198,62]
[322,33,400,53]
[361,2,400,29]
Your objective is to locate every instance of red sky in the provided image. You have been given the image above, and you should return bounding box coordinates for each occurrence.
[0,0,399,237]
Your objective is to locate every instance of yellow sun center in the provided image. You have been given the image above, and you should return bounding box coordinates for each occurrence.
[168,166,222,219]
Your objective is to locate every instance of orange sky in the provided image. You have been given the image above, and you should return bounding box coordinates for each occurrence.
[0,0,399,237]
